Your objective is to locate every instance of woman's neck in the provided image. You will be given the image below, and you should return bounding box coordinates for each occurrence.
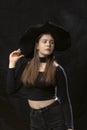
[39,56,50,63]
[38,57,48,72]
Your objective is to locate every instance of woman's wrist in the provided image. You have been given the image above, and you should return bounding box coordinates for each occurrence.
[9,63,16,68]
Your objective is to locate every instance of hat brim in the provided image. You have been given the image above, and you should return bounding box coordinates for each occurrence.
[19,21,71,57]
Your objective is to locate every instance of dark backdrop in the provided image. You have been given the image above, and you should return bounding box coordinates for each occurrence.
[0,0,87,130]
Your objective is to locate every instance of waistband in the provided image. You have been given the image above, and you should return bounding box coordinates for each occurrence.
[30,100,60,113]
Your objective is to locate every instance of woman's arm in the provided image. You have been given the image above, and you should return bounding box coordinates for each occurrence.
[6,49,25,95]
[6,68,16,94]
[56,65,74,130]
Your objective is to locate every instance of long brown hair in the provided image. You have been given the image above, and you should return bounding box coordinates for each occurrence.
[21,33,57,86]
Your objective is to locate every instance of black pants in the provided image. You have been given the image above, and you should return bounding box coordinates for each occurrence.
[30,100,67,130]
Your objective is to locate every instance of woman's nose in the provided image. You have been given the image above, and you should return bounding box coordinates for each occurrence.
[47,41,51,46]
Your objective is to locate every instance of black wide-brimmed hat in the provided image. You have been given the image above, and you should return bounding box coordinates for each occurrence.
[19,21,71,58]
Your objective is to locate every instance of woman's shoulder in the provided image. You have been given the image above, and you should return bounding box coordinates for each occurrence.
[54,61,68,82]
[53,61,62,69]
[54,60,65,74]
[16,57,28,65]
[15,57,31,74]
[53,60,59,67]
[16,57,30,67]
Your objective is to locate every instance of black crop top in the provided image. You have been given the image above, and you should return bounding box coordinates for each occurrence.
[6,57,74,129]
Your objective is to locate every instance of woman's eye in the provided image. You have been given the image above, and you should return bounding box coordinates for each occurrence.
[50,41,54,44]
[42,40,54,44]
[42,40,47,43]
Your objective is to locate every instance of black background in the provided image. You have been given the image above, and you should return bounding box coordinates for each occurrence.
[0,0,87,130]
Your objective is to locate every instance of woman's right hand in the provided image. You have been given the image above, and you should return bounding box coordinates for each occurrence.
[9,49,24,68]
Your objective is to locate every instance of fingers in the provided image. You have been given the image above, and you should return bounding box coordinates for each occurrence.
[10,48,22,56]
[13,48,21,54]
[19,54,24,58]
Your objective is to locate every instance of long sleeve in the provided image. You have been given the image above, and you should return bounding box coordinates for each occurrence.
[55,65,74,129]
[6,57,28,95]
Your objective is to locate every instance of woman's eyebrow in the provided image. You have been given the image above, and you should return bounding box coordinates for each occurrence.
[41,39,54,41]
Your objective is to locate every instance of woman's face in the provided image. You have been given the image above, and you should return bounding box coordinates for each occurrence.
[36,34,55,57]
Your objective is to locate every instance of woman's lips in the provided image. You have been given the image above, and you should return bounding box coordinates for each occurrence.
[45,48,51,51]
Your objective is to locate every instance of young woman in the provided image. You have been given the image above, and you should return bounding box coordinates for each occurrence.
[7,21,74,130]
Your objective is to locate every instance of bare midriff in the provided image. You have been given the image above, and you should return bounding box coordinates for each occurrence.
[28,99,56,109]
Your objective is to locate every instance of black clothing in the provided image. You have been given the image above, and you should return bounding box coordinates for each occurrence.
[30,100,67,130]
[6,57,74,129]
[39,56,51,63]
